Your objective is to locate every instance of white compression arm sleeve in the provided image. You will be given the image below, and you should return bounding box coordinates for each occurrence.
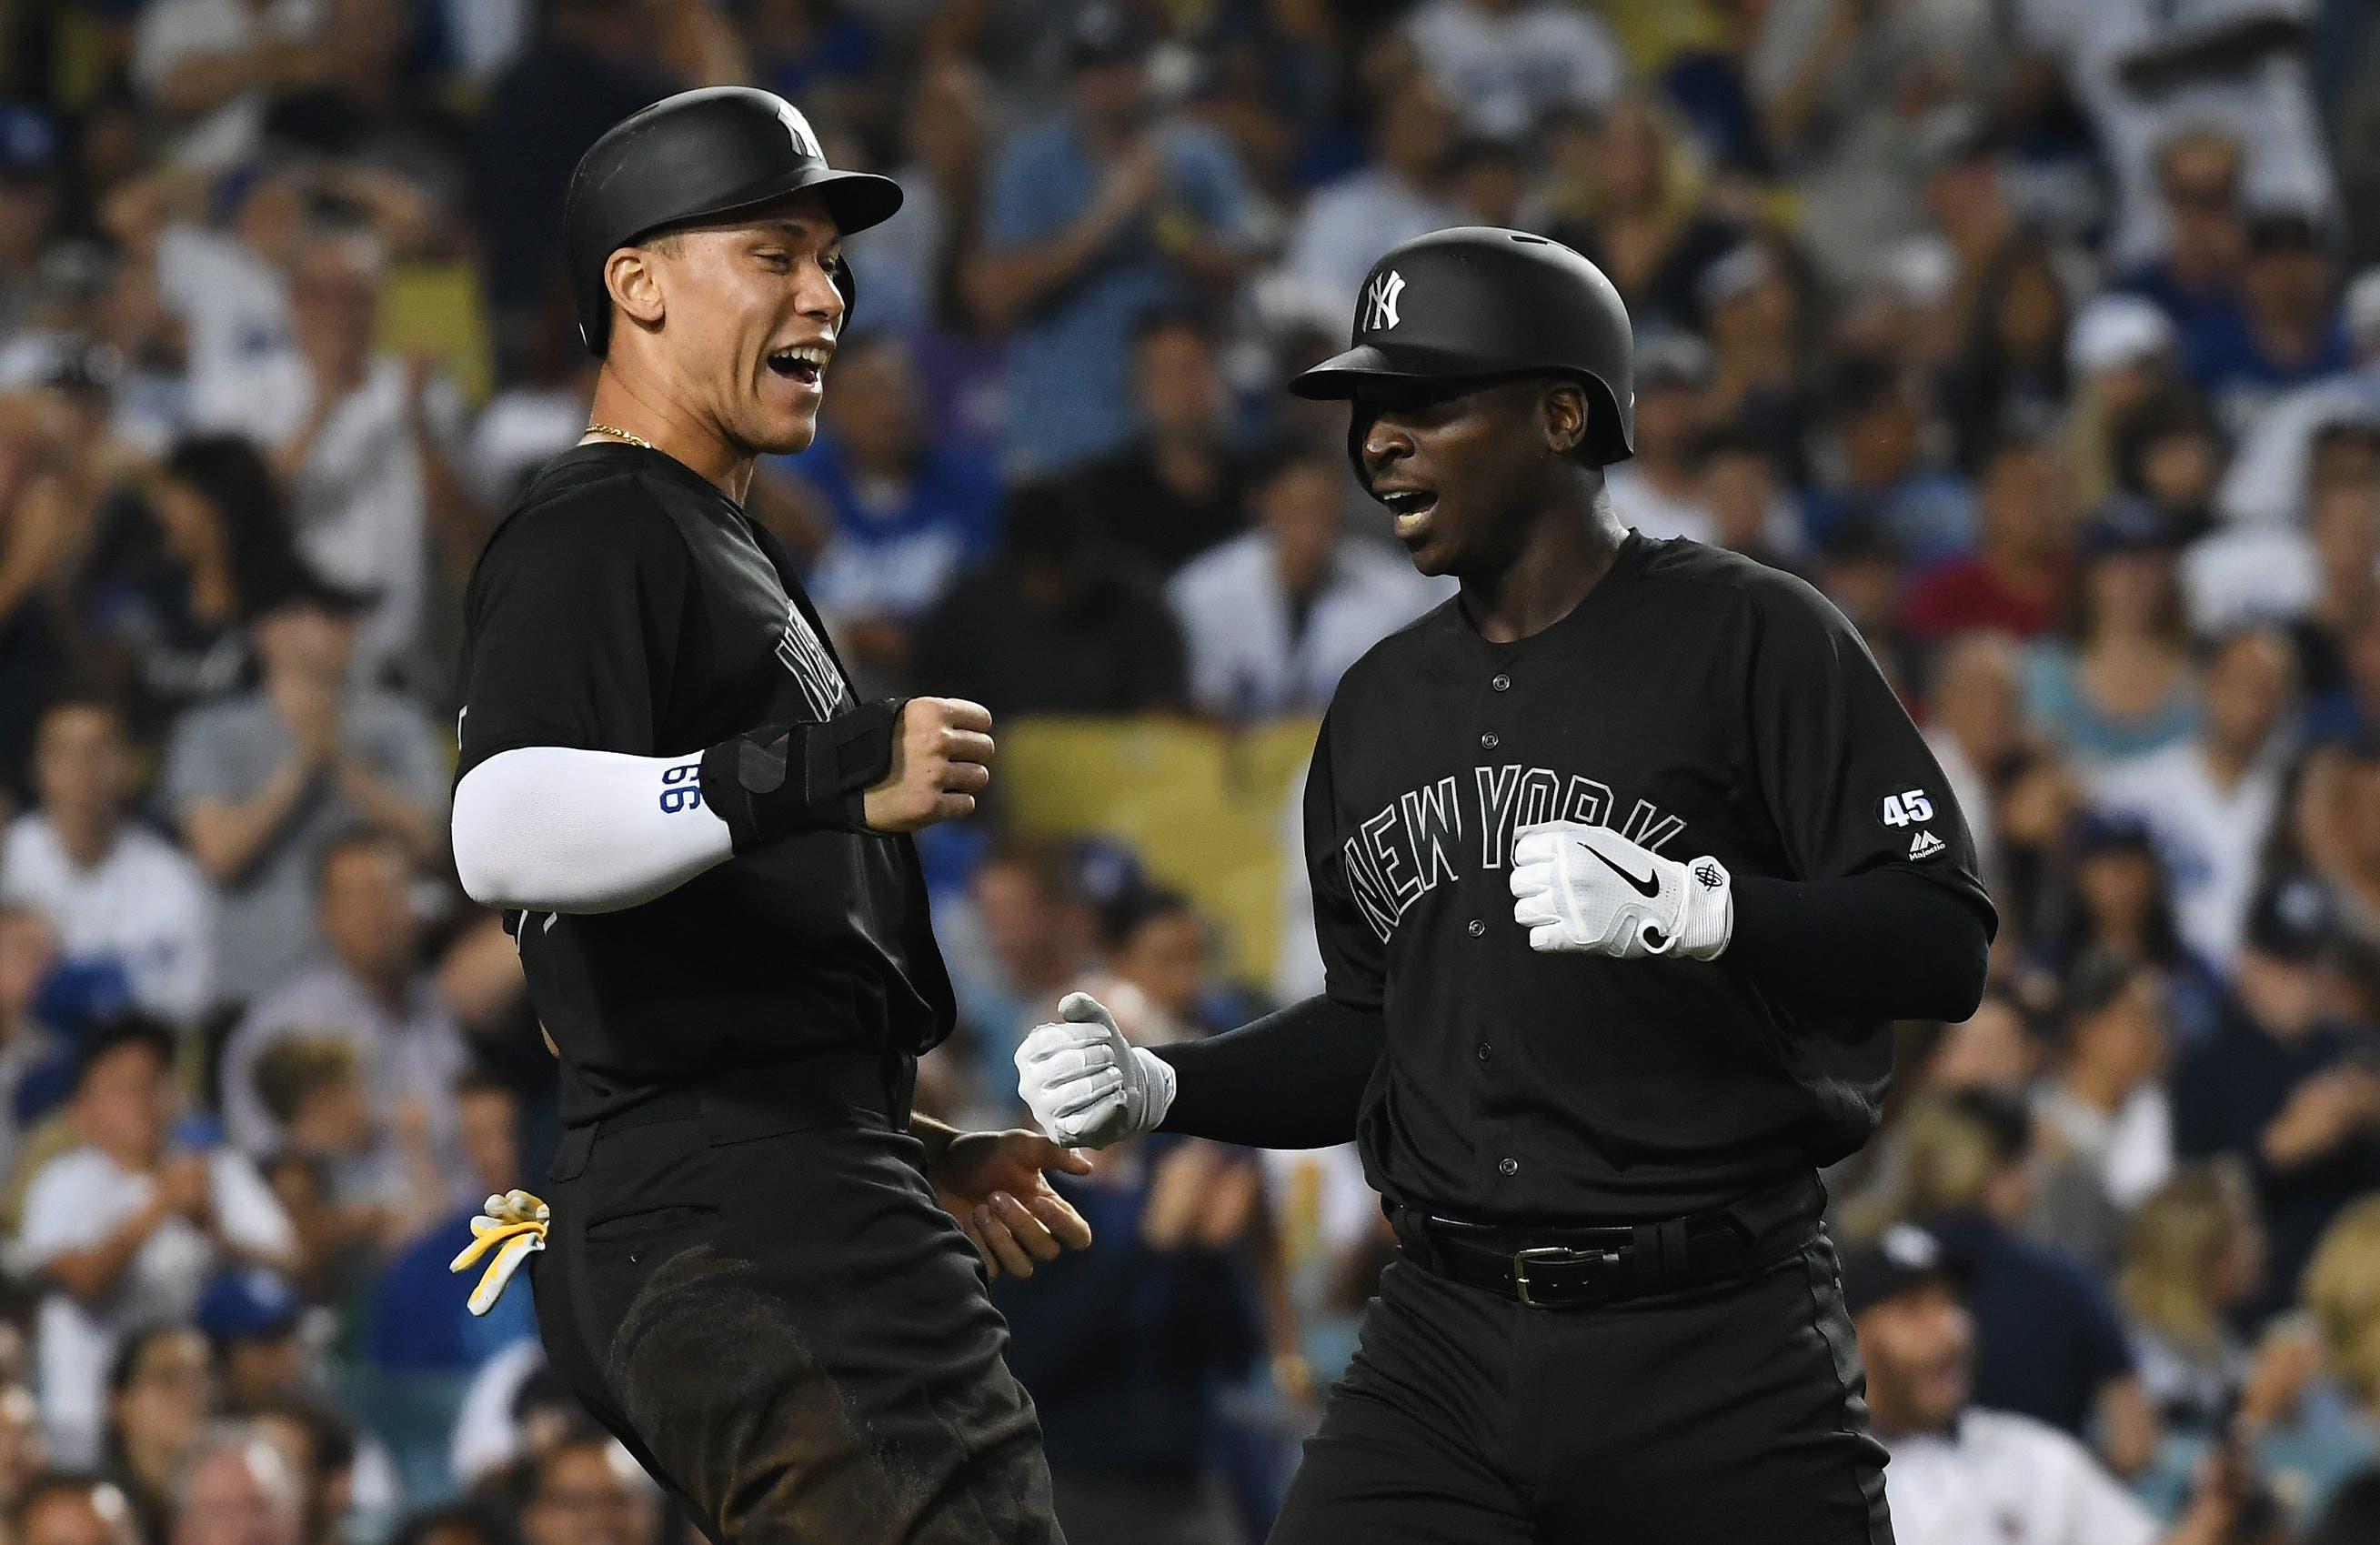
[451,745,735,914]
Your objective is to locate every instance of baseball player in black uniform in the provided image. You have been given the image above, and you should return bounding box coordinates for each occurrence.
[1016,227,1999,1543]
[446,88,1089,1545]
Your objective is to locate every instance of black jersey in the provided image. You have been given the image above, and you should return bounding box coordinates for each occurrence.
[1306,533,1992,1221]
[454,443,952,1122]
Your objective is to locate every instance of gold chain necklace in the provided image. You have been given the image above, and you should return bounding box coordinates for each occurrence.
[585,422,655,450]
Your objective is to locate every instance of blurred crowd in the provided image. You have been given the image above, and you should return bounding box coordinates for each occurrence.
[1,0,2379,1542]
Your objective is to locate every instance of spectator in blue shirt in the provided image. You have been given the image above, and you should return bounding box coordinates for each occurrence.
[2186,210,2350,443]
[364,1069,533,1376]
[2117,129,2250,352]
[772,331,1002,691]
[2172,876,2380,1322]
[1801,356,1975,567]
[968,4,1256,477]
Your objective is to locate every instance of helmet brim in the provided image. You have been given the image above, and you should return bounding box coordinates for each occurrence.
[627,165,905,246]
[1287,342,1513,400]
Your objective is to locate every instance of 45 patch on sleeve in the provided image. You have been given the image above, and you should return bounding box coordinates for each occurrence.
[1877,789,1935,828]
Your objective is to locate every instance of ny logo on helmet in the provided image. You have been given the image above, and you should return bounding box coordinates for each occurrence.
[1364,269,1405,333]
[774,100,822,160]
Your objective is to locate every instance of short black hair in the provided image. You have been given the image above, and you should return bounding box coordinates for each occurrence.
[1946,1086,2033,1164]
[312,826,409,891]
[1825,356,1911,423]
[105,1319,205,1399]
[74,1013,176,1092]
[1132,303,1217,350]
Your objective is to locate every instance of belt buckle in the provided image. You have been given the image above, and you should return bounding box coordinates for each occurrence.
[1511,1243,1619,1308]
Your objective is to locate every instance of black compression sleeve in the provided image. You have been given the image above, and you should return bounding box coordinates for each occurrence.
[1151,994,1384,1149]
[1727,869,1992,1022]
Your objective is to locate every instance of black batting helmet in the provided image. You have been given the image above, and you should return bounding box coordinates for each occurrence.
[564,86,903,356]
[1290,226,1636,467]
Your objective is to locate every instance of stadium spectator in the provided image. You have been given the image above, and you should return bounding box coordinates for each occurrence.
[911,482,1187,718]
[945,840,1101,1109]
[2117,1162,2263,1433]
[770,328,1001,690]
[2023,499,2196,766]
[0,107,65,339]
[1903,436,2077,645]
[216,828,463,1198]
[2034,954,2175,1234]
[167,1424,301,1545]
[104,1324,216,1541]
[1803,357,1973,567]
[2090,627,2299,965]
[2189,209,2348,441]
[20,1018,290,1466]
[1169,441,1446,721]
[513,1431,654,1545]
[161,565,446,1005]
[2118,130,2252,343]
[1849,1222,2243,1545]
[969,4,1254,477]
[1285,78,1461,306]
[1604,332,1717,543]
[131,0,327,171]
[10,1472,142,1545]
[1941,240,2073,471]
[1699,238,1820,487]
[2066,296,2184,509]
[2,697,214,1027]
[1545,95,1742,336]
[1066,308,1252,577]
[2172,876,2380,1319]
[195,1270,306,1418]
[1399,0,1623,142]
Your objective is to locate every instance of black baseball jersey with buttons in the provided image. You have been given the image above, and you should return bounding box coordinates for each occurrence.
[454,442,953,1123]
[1306,532,1991,1221]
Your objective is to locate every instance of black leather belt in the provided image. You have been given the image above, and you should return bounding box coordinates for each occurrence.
[553,1049,918,1179]
[1387,1174,1822,1309]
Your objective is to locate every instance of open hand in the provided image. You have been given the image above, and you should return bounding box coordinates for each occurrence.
[929,1129,1094,1281]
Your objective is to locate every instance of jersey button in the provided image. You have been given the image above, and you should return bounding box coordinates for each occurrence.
[1467,918,1486,938]
[1475,1042,1492,1061]
[1480,731,1500,749]
[1498,1157,1520,1177]
[1491,673,1511,692]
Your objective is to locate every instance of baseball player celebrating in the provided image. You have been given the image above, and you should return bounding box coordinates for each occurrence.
[1017,227,1997,1543]
[447,89,1088,1544]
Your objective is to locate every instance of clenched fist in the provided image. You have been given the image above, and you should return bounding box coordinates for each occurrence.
[864,697,995,832]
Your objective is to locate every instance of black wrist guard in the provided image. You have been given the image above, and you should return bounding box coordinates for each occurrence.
[699,698,903,850]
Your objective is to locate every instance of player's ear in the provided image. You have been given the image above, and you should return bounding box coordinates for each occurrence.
[1541,380,1590,458]
[605,246,668,335]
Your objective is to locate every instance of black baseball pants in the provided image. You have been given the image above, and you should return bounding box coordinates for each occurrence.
[528,1058,1063,1545]
[1268,1220,1892,1544]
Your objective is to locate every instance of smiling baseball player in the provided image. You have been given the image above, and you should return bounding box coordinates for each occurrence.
[1017,227,1999,1543]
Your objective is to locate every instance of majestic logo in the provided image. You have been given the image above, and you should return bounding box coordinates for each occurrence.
[775,600,851,719]
[1363,269,1405,332]
[1908,830,1946,861]
[775,100,823,160]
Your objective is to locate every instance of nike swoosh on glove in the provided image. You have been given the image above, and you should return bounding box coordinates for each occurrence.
[1507,820,1732,960]
[1014,991,1176,1149]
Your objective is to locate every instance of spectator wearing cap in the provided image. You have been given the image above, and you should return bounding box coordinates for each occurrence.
[1399,0,1624,142]
[2089,626,2299,964]
[1604,332,1719,544]
[1903,436,2078,645]
[1284,76,1463,306]
[2022,499,2197,766]
[216,828,465,1195]
[10,1471,142,1545]
[196,1271,307,1417]
[1850,1221,2241,1545]
[1064,308,1255,577]
[2186,207,2350,441]
[1850,1089,2158,1471]
[0,105,65,337]
[2,695,216,1026]
[1168,440,1449,723]
[160,561,446,1006]
[968,4,1257,477]
[1803,357,1975,567]
[17,1017,295,1466]
[2066,295,2184,510]
[2171,875,2380,1318]
[2217,267,2380,529]
[769,329,1002,692]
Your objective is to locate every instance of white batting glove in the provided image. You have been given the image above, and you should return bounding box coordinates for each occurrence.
[1508,821,1732,961]
[1014,991,1176,1149]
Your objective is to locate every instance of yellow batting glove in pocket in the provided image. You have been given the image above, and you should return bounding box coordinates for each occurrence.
[450,1189,549,1316]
